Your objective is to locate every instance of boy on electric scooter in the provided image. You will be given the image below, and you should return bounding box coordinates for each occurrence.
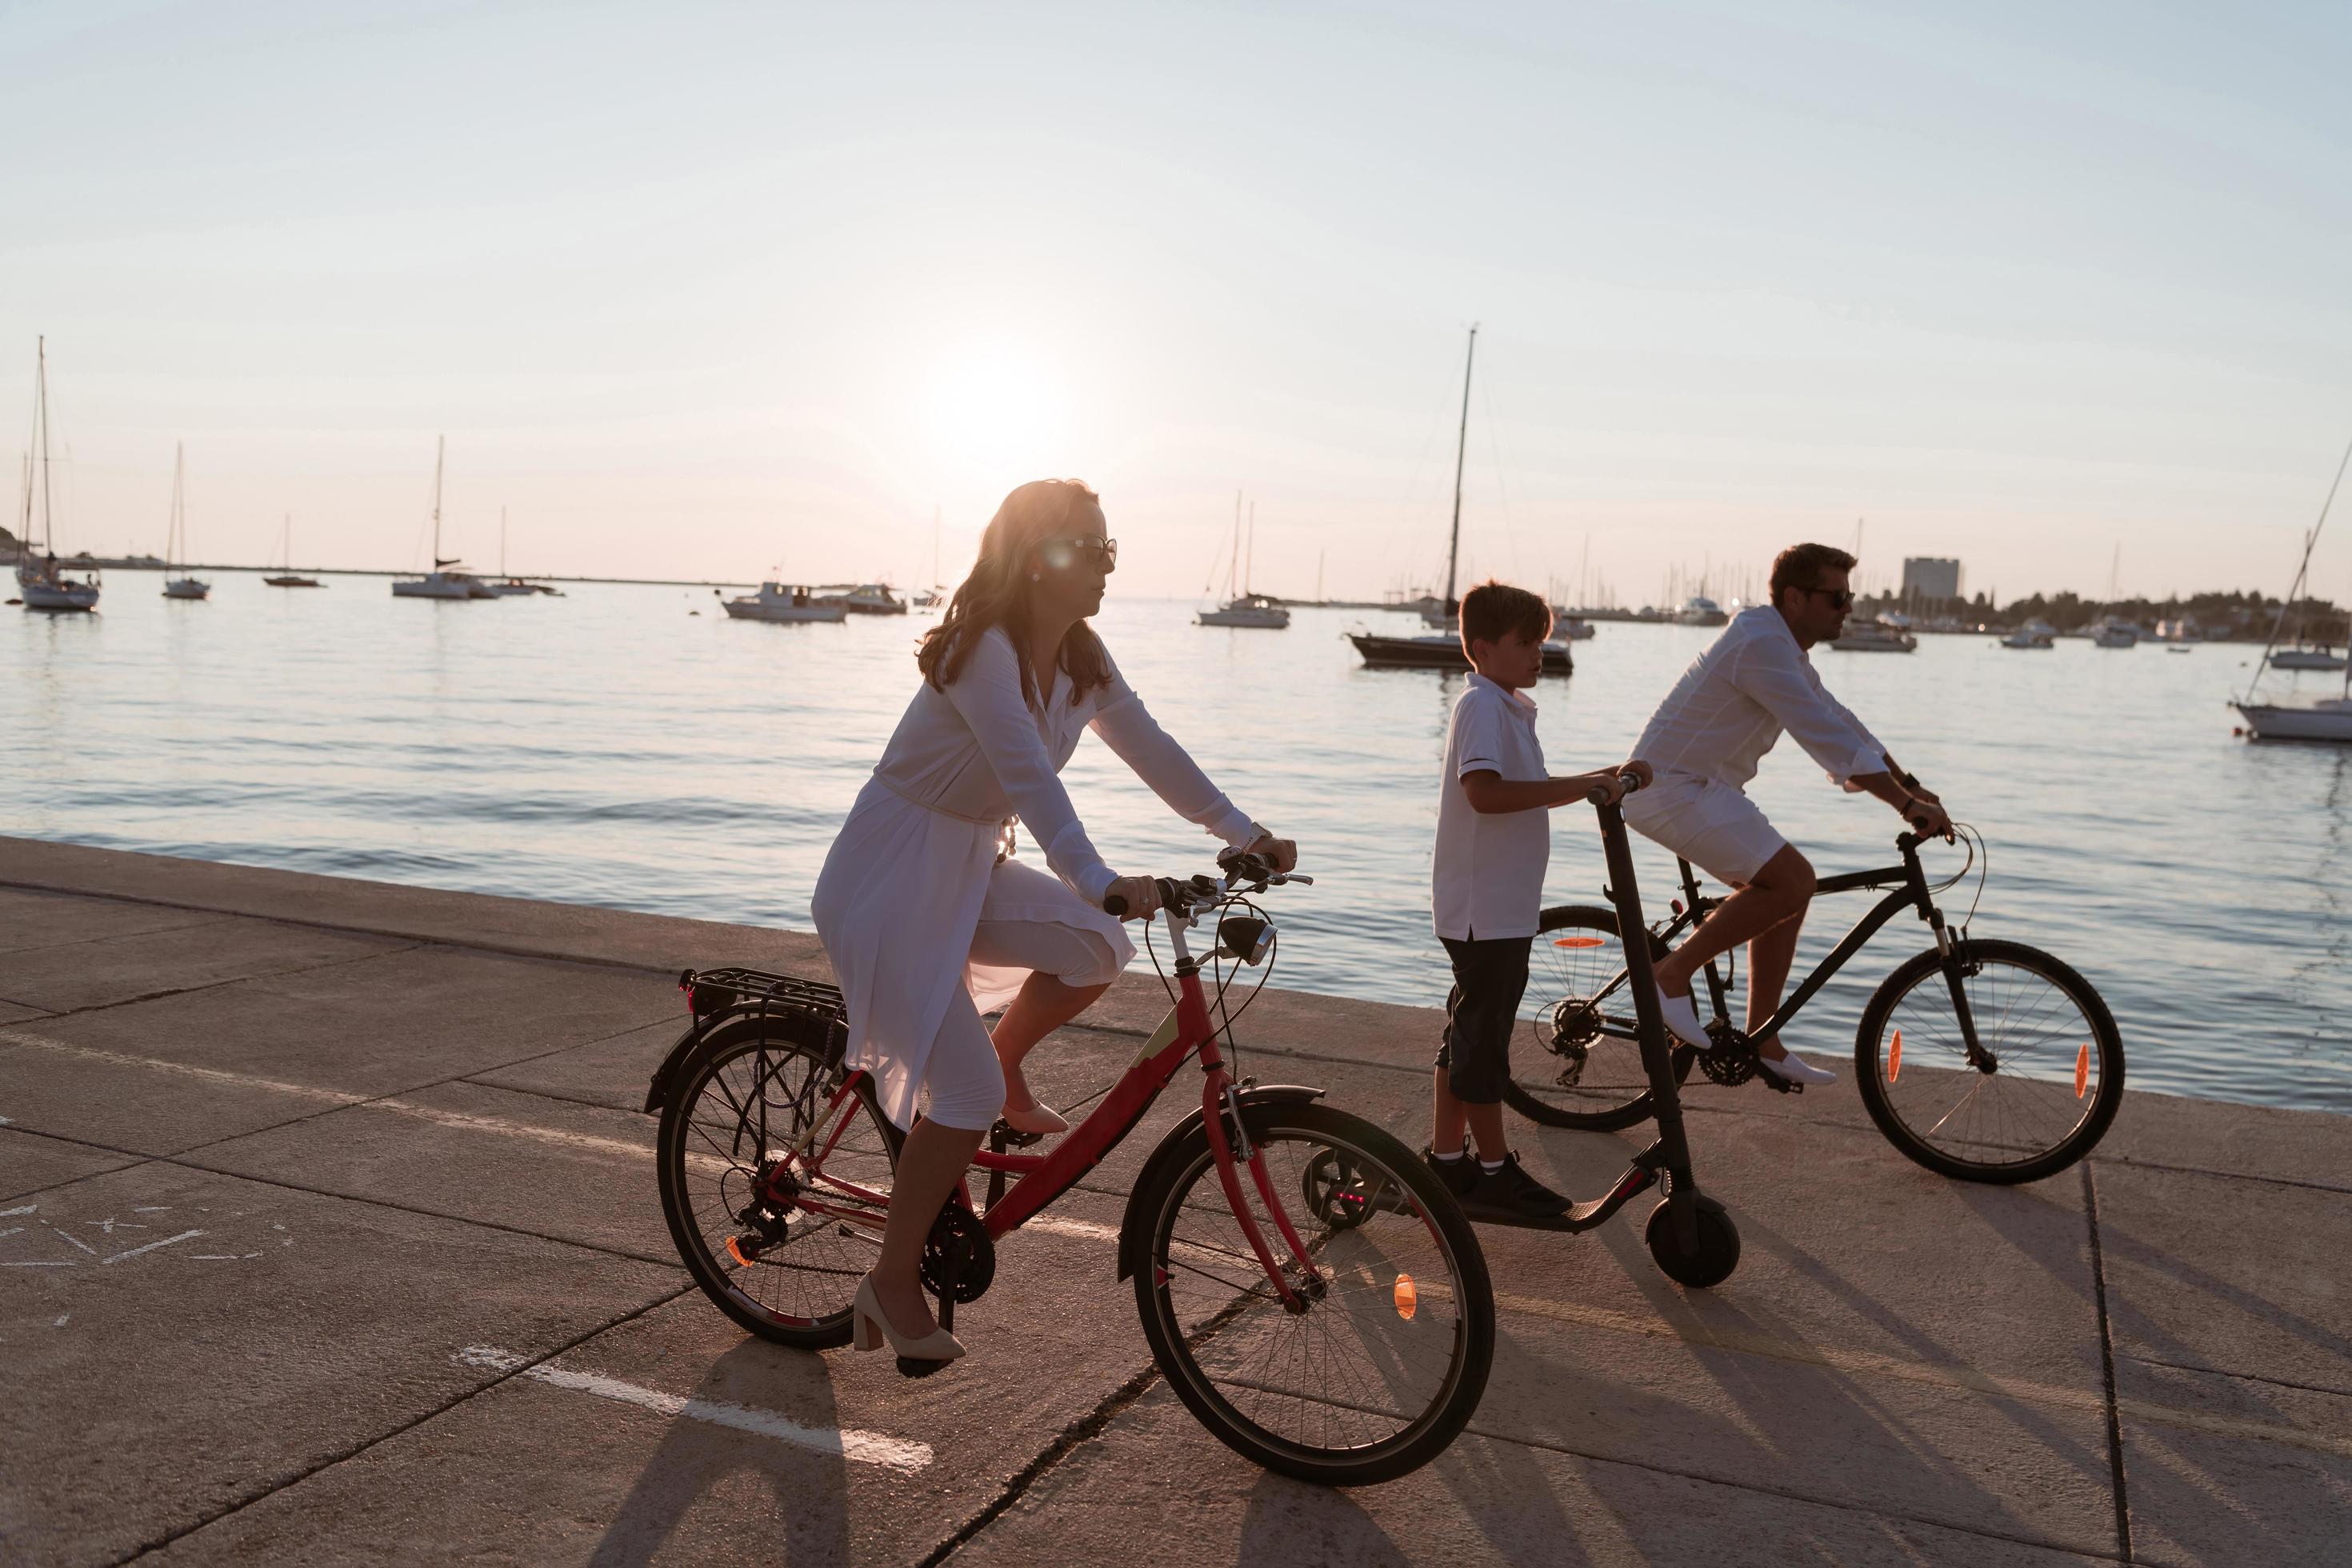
[1426,581,1651,1222]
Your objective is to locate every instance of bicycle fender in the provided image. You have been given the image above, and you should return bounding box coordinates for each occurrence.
[640,1002,842,1114]
[1114,1083,1325,1282]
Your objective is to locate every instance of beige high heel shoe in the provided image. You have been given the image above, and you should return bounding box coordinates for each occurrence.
[999,1097,1070,1136]
[852,1274,966,1376]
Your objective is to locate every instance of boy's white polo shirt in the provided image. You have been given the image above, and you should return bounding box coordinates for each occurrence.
[1433,673,1549,942]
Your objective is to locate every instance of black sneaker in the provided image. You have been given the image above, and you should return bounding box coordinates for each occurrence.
[1458,1152,1571,1222]
[1422,1146,1478,1201]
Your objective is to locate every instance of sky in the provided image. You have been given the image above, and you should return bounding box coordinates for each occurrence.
[2,0,2347,605]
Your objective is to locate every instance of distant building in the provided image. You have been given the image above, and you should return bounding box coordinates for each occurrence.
[1902,557,1962,609]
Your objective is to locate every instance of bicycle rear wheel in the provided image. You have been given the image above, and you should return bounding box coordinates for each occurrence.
[656,1015,903,1346]
[1504,905,1691,1131]
[1130,1102,1493,1486]
[1854,939,2124,1184]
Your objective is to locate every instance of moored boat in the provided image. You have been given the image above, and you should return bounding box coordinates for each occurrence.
[159,442,210,601]
[15,338,101,613]
[723,582,850,622]
[393,438,480,601]
[1350,630,1573,675]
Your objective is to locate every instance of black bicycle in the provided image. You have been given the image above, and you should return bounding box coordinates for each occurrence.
[1506,827,2125,1185]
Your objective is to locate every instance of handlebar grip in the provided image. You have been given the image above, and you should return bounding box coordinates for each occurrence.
[1585,770,1646,805]
[1102,894,1128,917]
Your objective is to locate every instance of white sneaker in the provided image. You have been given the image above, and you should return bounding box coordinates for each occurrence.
[1654,986,1711,1047]
[1761,1050,1836,1085]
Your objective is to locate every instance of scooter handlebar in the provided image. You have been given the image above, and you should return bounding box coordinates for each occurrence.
[1586,770,1648,806]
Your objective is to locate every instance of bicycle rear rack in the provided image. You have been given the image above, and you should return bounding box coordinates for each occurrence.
[681,966,847,1039]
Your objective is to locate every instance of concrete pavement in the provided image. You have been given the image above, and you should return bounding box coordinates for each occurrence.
[1,835,2346,1566]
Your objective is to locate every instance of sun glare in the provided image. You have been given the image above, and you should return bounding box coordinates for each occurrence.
[920,343,1074,479]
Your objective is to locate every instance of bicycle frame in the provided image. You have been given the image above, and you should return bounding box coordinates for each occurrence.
[771,902,1326,1323]
[1581,830,1986,1066]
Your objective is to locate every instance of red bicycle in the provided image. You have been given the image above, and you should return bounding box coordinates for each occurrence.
[648,852,1494,1485]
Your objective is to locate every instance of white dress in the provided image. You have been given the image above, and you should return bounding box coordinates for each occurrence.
[810,626,1257,1130]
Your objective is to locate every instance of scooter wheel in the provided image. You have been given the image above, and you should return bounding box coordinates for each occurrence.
[1643,1199,1740,1289]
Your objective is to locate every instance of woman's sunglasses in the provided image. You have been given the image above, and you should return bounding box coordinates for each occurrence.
[1039,534,1118,570]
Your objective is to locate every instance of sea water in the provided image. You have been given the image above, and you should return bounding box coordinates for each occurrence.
[5,578,2346,1113]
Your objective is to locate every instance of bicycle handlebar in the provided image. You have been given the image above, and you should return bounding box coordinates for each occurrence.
[1102,851,1312,918]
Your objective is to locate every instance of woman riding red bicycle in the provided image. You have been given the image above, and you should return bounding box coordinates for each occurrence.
[809,478,1295,1371]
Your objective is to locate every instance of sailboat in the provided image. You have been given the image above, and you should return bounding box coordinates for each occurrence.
[159,442,210,600]
[391,438,478,599]
[263,516,323,587]
[911,506,946,610]
[14,338,101,612]
[1351,326,1572,675]
[2087,545,2138,647]
[2235,435,2352,742]
[1198,495,1290,627]
[486,508,542,595]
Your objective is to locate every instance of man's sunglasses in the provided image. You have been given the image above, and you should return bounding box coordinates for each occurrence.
[1803,585,1855,611]
[1039,534,1118,570]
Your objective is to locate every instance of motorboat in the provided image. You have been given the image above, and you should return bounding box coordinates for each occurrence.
[820,582,907,615]
[1548,610,1597,641]
[159,442,210,601]
[724,582,850,623]
[263,515,322,587]
[1198,594,1290,629]
[2089,616,2139,649]
[2269,646,2346,671]
[1350,630,1574,675]
[1830,616,1917,652]
[15,338,100,613]
[394,438,480,601]
[1354,327,1567,675]
[2000,621,2056,650]
[1676,595,1728,627]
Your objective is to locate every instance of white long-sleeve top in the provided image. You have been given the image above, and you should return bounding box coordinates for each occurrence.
[870,626,1258,900]
[1632,606,1889,792]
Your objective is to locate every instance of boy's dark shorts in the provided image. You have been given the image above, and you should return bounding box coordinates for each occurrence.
[1436,934,1532,1105]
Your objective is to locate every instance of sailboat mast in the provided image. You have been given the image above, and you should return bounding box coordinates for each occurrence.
[1233,492,1245,599]
[36,337,53,554]
[501,506,507,577]
[2250,432,2352,686]
[1445,325,1476,610]
[169,441,184,570]
[432,435,446,566]
[1246,502,1255,595]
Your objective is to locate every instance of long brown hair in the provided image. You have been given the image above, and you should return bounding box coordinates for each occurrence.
[917,478,1114,708]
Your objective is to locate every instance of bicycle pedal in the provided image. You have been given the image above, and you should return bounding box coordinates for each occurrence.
[988,1119,1045,1148]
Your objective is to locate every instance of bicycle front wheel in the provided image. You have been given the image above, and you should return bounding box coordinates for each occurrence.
[1504,905,1691,1131]
[1854,939,2124,1184]
[1131,1102,1494,1486]
[656,1015,903,1346]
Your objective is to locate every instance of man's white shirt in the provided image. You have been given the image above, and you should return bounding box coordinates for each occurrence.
[1632,606,1886,793]
[1433,674,1550,942]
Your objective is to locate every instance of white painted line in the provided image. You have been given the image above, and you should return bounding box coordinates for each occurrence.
[453,1348,932,1474]
[1,1203,37,1218]
[132,1206,171,1213]
[0,1227,20,1239]
[54,1314,68,1326]
[0,1114,12,1124]
[102,1228,203,1264]
[2,1260,74,1267]
[0,1030,652,1163]
[1028,1214,1122,1245]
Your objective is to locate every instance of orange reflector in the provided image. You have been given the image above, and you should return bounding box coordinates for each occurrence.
[1886,1029,1902,1083]
[1554,936,1606,949]
[2075,1043,2090,1100]
[726,1236,753,1269]
[1394,1274,1418,1320]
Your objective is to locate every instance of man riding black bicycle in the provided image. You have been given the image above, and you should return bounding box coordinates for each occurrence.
[1626,543,1954,1084]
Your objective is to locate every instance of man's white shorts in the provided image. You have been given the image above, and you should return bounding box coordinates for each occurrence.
[1622,774,1790,886]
